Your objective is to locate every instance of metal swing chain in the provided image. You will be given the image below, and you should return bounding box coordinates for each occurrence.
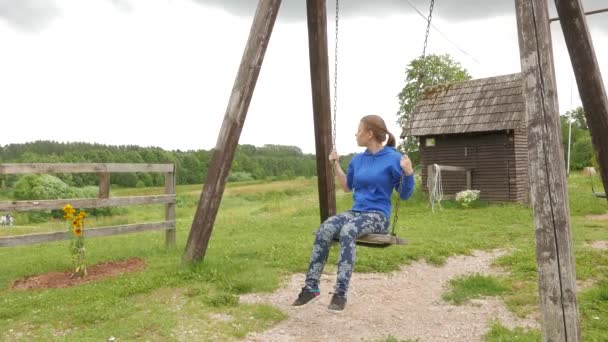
[414,0,435,100]
[331,0,434,237]
[332,0,339,150]
[421,0,435,60]
[390,0,435,236]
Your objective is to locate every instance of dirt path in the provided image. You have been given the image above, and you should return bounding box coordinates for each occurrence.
[241,250,537,342]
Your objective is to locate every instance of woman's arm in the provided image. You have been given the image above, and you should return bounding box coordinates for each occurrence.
[394,154,415,199]
[329,149,351,192]
[333,160,351,192]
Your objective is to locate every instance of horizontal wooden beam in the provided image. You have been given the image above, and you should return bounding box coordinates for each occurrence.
[0,195,176,212]
[549,7,608,22]
[0,221,175,247]
[435,165,471,172]
[0,163,174,175]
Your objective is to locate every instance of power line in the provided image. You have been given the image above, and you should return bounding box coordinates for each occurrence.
[403,0,482,65]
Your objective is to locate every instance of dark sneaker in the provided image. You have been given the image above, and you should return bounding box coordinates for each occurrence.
[292,286,320,306]
[327,293,347,312]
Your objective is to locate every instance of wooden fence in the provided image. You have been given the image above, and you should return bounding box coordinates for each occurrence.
[0,163,176,248]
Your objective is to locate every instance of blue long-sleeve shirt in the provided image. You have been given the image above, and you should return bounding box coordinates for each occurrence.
[346,146,415,218]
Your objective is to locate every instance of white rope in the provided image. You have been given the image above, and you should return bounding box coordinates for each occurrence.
[429,164,443,211]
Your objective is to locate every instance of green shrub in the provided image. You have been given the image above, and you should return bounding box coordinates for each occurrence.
[228,172,254,182]
[13,175,116,221]
[14,174,74,200]
[571,136,595,170]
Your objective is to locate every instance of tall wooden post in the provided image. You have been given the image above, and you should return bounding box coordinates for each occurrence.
[306,0,336,222]
[183,0,282,262]
[554,0,608,201]
[515,0,581,340]
[165,166,176,248]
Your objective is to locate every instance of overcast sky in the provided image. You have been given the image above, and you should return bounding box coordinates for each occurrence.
[1,0,607,154]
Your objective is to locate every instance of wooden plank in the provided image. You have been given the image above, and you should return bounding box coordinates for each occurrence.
[416,86,523,107]
[427,164,435,195]
[0,195,176,212]
[105,164,174,173]
[165,170,176,248]
[555,0,608,204]
[415,95,523,113]
[357,234,407,245]
[0,221,174,247]
[436,165,470,172]
[307,0,336,223]
[421,81,524,103]
[0,163,174,174]
[412,108,524,124]
[424,75,522,93]
[434,73,521,89]
[409,121,521,136]
[87,221,174,238]
[98,172,110,199]
[549,7,608,22]
[315,231,408,246]
[515,0,581,340]
[183,0,282,263]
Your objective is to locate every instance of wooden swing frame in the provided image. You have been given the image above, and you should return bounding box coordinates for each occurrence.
[182,1,608,340]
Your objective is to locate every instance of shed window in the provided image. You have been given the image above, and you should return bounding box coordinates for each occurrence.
[425,138,436,147]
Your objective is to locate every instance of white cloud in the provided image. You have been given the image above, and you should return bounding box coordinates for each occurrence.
[1,0,607,155]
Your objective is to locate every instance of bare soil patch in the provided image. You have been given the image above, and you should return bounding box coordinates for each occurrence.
[10,258,146,290]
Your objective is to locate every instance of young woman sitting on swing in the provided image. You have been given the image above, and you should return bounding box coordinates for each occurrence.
[292,114,415,312]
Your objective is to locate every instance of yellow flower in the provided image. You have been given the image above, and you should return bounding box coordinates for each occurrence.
[62,204,76,219]
[77,211,87,219]
[72,218,82,228]
[73,227,83,237]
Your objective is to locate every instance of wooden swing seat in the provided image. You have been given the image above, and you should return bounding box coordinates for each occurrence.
[351,233,408,247]
[313,231,408,248]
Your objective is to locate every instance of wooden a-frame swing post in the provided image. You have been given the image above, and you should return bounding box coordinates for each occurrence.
[183,0,337,262]
[515,0,580,340]
[554,0,608,201]
[307,0,337,222]
[182,3,593,339]
[183,0,282,262]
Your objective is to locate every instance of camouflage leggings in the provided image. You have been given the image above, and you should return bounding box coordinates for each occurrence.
[305,210,389,296]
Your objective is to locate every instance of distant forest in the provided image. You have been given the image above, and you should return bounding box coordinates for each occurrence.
[0,141,355,188]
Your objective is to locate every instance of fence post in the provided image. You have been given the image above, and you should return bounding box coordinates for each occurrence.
[165,166,176,248]
[98,172,110,199]
[427,164,435,194]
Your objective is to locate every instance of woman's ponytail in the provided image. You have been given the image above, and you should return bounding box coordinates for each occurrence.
[386,132,396,147]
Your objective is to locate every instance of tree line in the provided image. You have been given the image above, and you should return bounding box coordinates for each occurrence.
[0,141,355,188]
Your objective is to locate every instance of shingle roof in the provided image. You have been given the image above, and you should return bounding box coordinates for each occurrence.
[402,73,525,136]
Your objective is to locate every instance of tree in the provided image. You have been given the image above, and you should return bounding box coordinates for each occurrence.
[560,107,598,170]
[565,106,587,130]
[396,54,471,161]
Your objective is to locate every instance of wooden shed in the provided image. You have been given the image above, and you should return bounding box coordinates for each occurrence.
[402,73,530,203]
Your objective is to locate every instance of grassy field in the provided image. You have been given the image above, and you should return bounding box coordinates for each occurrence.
[0,174,607,341]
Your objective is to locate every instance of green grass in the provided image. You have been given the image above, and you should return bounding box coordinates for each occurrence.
[485,322,541,341]
[0,173,607,340]
[443,274,510,304]
[579,281,608,341]
[374,336,419,342]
